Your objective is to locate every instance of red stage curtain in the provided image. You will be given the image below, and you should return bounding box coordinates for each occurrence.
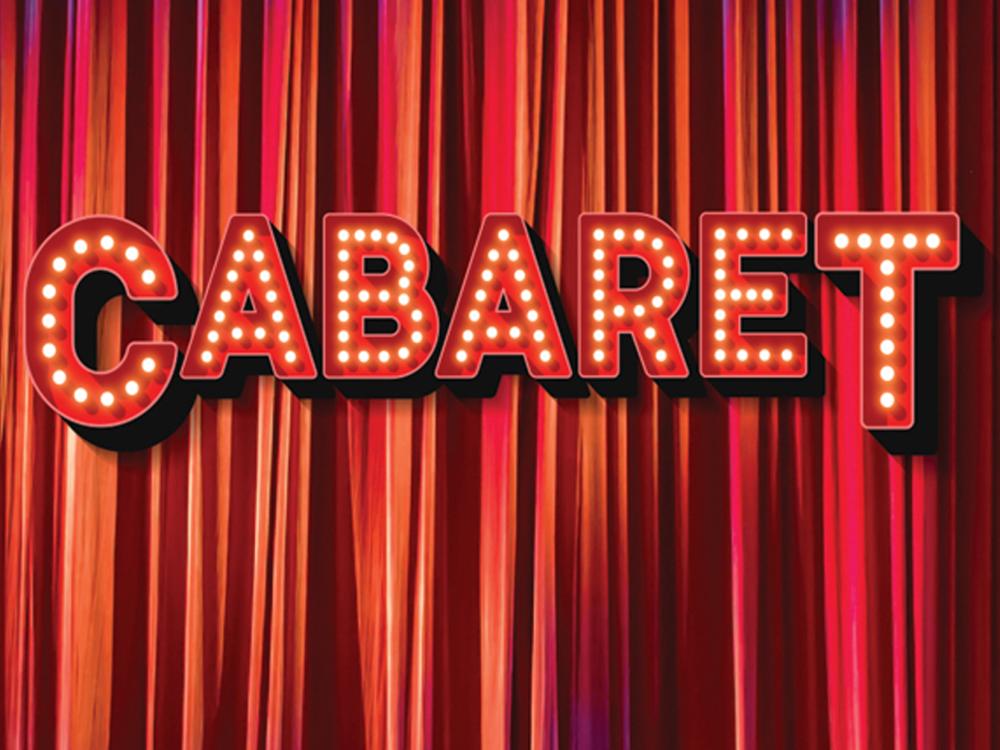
[0,0,997,747]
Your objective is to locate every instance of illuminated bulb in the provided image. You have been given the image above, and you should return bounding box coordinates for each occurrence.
[880,392,895,409]
[593,228,605,241]
[208,330,220,343]
[613,228,625,241]
[354,229,366,241]
[42,284,56,299]
[760,349,771,362]
[378,290,390,302]
[475,289,487,302]
[714,228,726,241]
[714,309,725,321]
[533,330,545,342]
[337,270,349,282]
[781,348,793,362]
[338,351,349,363]
[42,343,56,358]
[100,234,114,250]
[762,288,774,302]
[337,310,349,322]
[714,269,726,281]
[497,228,510,242]
[469,310,481,322]
[508,249,520,262]
[331,226,344,240]
[730,289,742,301]
[100,391,114,407]
[593,269,605,281]
[737,228,749,241]
[759,228,771,241]
[652,238,663,250]
[714,248,726,261]
[903,233,917,249]
[746,289,758,302]
[456,350,468,362]
[255,327,266,340]
[714,329,725,342]
[540,350,552,362]
[253,249,265,262]
[377,350,389,363]
[74,239,88,254]
[482,269,493,282]
[337,249,349,262]
[272,311,284,322]
[387,232,398,244]
[633,304,645,317]
[52,370,67,385]
[593,350,605,362]
[462,329,473,342]
[338,330,349,343]
[399,293,411,306]
[359,350,370,363]
[221,290,235,303]
[858,233,872,249]
[520,290,532,302]
[234,249,246,262]
[141,357,156,373]
[514,269,526,282]
[652,296,664,308]
[232,327,244,340]
[880,286,895,302]
[880,233,895,249]
[613,304,625,317]
[411,309,423,322]
[880,339,895,355]
[780,228,793,241]
[926,233,941,249]
[488,249,500,262]
[592,310,604,321]
[400,243,411,256]
[663,278,675,290]
[73,388,87,403]
[655,349,667,362]
[125,246,139,261]
[337,290,349,302]
[880,366,894,382]
[737,349,749,362]
[243,229,255,242]
[213,310,225,323]
[509,326,521,339]
[371,229,382,241]
[359,290,370,302]
[260,270,271,283]
[278,331,290,343]
[880,312,895,328]
[645,327,656,340]
[52,257,67,272]
[880,260,895,275]
[226,270,238,282]
[125,380,139,396]
[404,260,415,273]
[632,229,645,242]
[714,289,726,301]
[411,331,423,344]
[593,249,605,261]
[398,347,410,358]
[486,326,498,339]
[285,351,297,363]
[41,313,55,329]
[663,256,674,268]
[714,349,725,362]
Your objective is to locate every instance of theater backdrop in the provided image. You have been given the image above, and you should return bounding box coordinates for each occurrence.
[1,0,998,748]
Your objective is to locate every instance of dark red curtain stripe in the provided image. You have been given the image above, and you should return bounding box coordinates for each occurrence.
[1,0,998,747]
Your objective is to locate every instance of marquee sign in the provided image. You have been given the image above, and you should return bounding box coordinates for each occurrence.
[23,211,964,451]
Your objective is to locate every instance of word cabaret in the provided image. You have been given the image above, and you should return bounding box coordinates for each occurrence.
[24,211,965,451]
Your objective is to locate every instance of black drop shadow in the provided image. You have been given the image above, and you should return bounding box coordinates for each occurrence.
[708,238,826,398]
[332,242,449,398]
[68,260,200,450]
[442,225,589,399]
[584,243,705,399]
[872,224,984,454]
[193,224,332,400]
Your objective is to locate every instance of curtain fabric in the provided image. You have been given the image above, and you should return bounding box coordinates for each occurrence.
[1,0,997,747]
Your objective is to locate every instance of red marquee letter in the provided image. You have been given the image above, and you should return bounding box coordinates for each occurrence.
[699,212,809,379]
[815,212,960,430]
[323,214,440,381]
[181,215,317,382]
[24,216,189,446]
[578,213,692,380]
[436,214,571,382]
